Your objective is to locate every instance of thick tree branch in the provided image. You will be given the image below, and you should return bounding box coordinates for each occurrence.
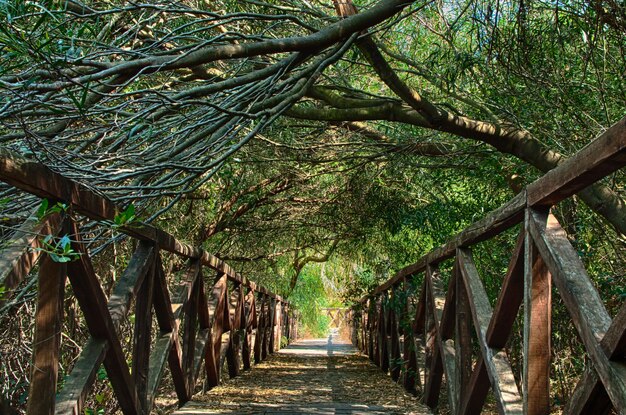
[289,240,340,295]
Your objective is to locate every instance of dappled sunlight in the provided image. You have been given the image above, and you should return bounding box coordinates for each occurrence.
[178,334,431,414]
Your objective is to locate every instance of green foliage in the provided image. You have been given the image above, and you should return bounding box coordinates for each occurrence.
[36,198,68,221]
[36,234,79,263]
[113,204,136,227]
[289,267,333,338]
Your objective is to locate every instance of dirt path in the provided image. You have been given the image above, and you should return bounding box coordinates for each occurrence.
[172,333,432,414]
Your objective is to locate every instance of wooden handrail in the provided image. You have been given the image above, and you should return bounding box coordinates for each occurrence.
[0,151,296,414]
[365,116,626,299]
[348,117,626,414]
[0,148,284,302]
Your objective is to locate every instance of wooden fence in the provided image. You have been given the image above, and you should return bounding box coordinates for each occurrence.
[320,307,348,328]
[348,118,626,414]
[0,150,298,415]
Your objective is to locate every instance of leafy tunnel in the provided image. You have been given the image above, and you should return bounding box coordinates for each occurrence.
[0,0,624,413]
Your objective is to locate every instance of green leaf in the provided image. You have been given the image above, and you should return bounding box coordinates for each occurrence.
[36,198,49,219]
[50,253,71,263]
[114,204,136,226]
[59,235,71,250]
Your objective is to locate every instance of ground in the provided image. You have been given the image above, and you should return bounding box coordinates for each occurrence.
[171,331,432,414]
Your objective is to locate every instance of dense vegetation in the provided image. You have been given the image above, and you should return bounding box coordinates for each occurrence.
[0,0,624,411]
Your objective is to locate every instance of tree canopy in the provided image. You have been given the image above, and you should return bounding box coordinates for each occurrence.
[1,0,624,299]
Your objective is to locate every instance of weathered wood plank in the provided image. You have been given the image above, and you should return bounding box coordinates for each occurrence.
[458,357,490,415]
[402,279,419,392]
[422,278,438,404]
[412,278,426,335]
[457,248,523,414]
[148,333,175,410]
[268,297,277,355]
[133,255,155,414]
[523,217,552,415]
[274,301,283,352]
[242,290,255,370]
[163,259,201,403]
[108,242,155,332]
[166,323,189,403]
[372,298,381,365]
[367,299,375,359]
[192,328,211,385]
[151,254,177,332]
[603,302,626,359]
[486,231,525,348]
[262,296,272,360]
[226,283,244,378]
[566,366,612,415]
[26,252,66,415]
[182,277,200,395]
[527,117,626,206]
[528,210,626,411]
[205,273,228,388]
[254,294,267,364]
[455,258,472,407]
[0,213,60,304]
[148,260,198,405]
[562,302,626,412]
[423,265,457,412]
[55,339,108,415]
[149,257,188,403]
[67,223,140,415]
[378,294,390,373]
[389,288,402,382]
[56,243,154,415]
[0,150,285,303]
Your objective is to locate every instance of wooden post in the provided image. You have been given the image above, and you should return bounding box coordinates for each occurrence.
[524,209,552,415]
[389,286,401,381]
[242,289,254,370]
[263,296,272,358]
[254,294,266,363]
[367,299,375,360]
[226,283,244,378]
[402,277,419,393]
[205,273,228,388]
[132,255,155,413]
[379,294,389,373]
[182,275,200,395]
[423,277,435,391]
[361,308,368,354]
[455,255,472,409]
[26,253,66,415]
[275,301,282,351]
[267,297,277,354]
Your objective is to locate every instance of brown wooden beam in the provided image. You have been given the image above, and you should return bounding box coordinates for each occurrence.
[528,210,626,412]
[527,117,626,206]
[26,251,66,415]
[523,210,552,415]
[457,248,523,414]
[67,226,141,414]
[0,150,286,304]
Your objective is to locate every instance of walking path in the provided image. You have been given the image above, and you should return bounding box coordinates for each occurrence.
[172,332,431,414]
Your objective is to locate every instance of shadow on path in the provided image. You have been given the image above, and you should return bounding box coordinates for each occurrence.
[173,330,431,414]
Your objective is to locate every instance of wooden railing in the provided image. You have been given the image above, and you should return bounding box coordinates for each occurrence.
[0,150,297,415]
[348,118,626,414]
[320,307,349,329]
